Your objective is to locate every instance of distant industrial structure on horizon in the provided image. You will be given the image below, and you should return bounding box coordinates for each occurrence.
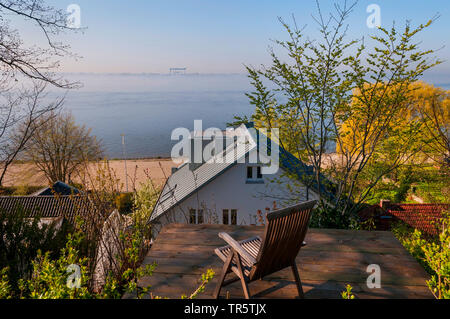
[169,67,187,75]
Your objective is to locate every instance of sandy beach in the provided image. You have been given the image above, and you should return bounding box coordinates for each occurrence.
[2,158,179,191]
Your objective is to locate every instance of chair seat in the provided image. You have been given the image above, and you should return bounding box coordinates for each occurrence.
[215,236,261,277]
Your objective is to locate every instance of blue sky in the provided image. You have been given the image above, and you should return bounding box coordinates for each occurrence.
[13,0,450,78]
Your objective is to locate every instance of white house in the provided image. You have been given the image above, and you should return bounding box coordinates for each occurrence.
[149,124,331,237]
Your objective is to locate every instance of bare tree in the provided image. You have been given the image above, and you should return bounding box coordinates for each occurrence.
[0,0,80,88]
[0,81,62,184]
[0,0,81,185]
[22,111,104,183]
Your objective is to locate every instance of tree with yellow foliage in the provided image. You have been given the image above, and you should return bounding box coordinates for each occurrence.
[338,81,449,166]
[413,82,449,165]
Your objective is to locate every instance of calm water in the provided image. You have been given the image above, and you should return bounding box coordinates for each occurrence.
[55,74,254,158]
[52,73,450,159]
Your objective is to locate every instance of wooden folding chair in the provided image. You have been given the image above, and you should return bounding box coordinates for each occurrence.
[213,200,317,299]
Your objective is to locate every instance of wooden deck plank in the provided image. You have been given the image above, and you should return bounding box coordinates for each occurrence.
[131,275,432,299]
[142,257,428,285]
[146,250,422,268]
[130,224,433,299]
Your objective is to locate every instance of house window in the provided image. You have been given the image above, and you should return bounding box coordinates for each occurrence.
[231,209,237,225]
[247,166,253,179]
[246,166,264,184]
[256,166,263,179]
[197,209,204,224]
[223,209,229,224]
[189,209,196,224]
[189,209,204,224]
[223,209,237,225]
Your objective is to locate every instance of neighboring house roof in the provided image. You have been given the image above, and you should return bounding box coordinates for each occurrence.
[151,124,335,222]
[387,204,448,236]
[359,202,448,236]
[31,181,81,196]
[0,195,95,223]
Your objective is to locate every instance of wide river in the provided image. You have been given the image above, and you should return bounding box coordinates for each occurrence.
[53,73,254,158]
[50,73,449,159]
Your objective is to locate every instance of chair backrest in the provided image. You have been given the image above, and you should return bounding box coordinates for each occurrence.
[249,200,317,280]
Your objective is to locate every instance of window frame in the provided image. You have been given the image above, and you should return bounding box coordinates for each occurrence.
[246,166,253,179]
[256,166,263,179]
[230,209,237,225]
[189,208,204,224]
[246,165,264,184]
[197,209,204,224]
[222,209,237,225]
[189,209,196,224]
[222,209,229,225]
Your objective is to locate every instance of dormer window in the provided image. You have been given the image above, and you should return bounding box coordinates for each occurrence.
[246,166,264,184]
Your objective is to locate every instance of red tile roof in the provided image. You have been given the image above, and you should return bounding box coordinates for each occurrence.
[358,203,449,236]
[386,204,448,236]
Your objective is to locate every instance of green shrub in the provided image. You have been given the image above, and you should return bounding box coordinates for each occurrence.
[0,208,70,296]
[393,166,414,202]
[23,232,92,299]
[0,177,213,299]
[310,203,359,230]
[392,222,432,274]
[12,185,44,196]
[341,284,355,299]
[392,212,450,299]
[114,193,134,214]
[132,181,160,230]
[1,224,213,299]
[0,268,11,299]
[0,186,45,196]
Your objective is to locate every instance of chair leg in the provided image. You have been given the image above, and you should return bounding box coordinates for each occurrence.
[291,263,305,299]
[235,253,251,299]
[240,277,251,299]
[213,252,233,299]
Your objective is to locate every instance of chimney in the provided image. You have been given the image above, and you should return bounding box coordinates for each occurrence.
[379,199,391,210]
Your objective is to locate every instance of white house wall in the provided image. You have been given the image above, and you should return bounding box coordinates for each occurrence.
[152,161,318,236]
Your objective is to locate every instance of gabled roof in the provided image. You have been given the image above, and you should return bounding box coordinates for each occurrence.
[31,181,81,196]
[151,128,251,221]
[0,195,95,223]
[150,125,335,222]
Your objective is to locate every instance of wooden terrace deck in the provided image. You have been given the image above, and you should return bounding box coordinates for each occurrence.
[127,224,432,299]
